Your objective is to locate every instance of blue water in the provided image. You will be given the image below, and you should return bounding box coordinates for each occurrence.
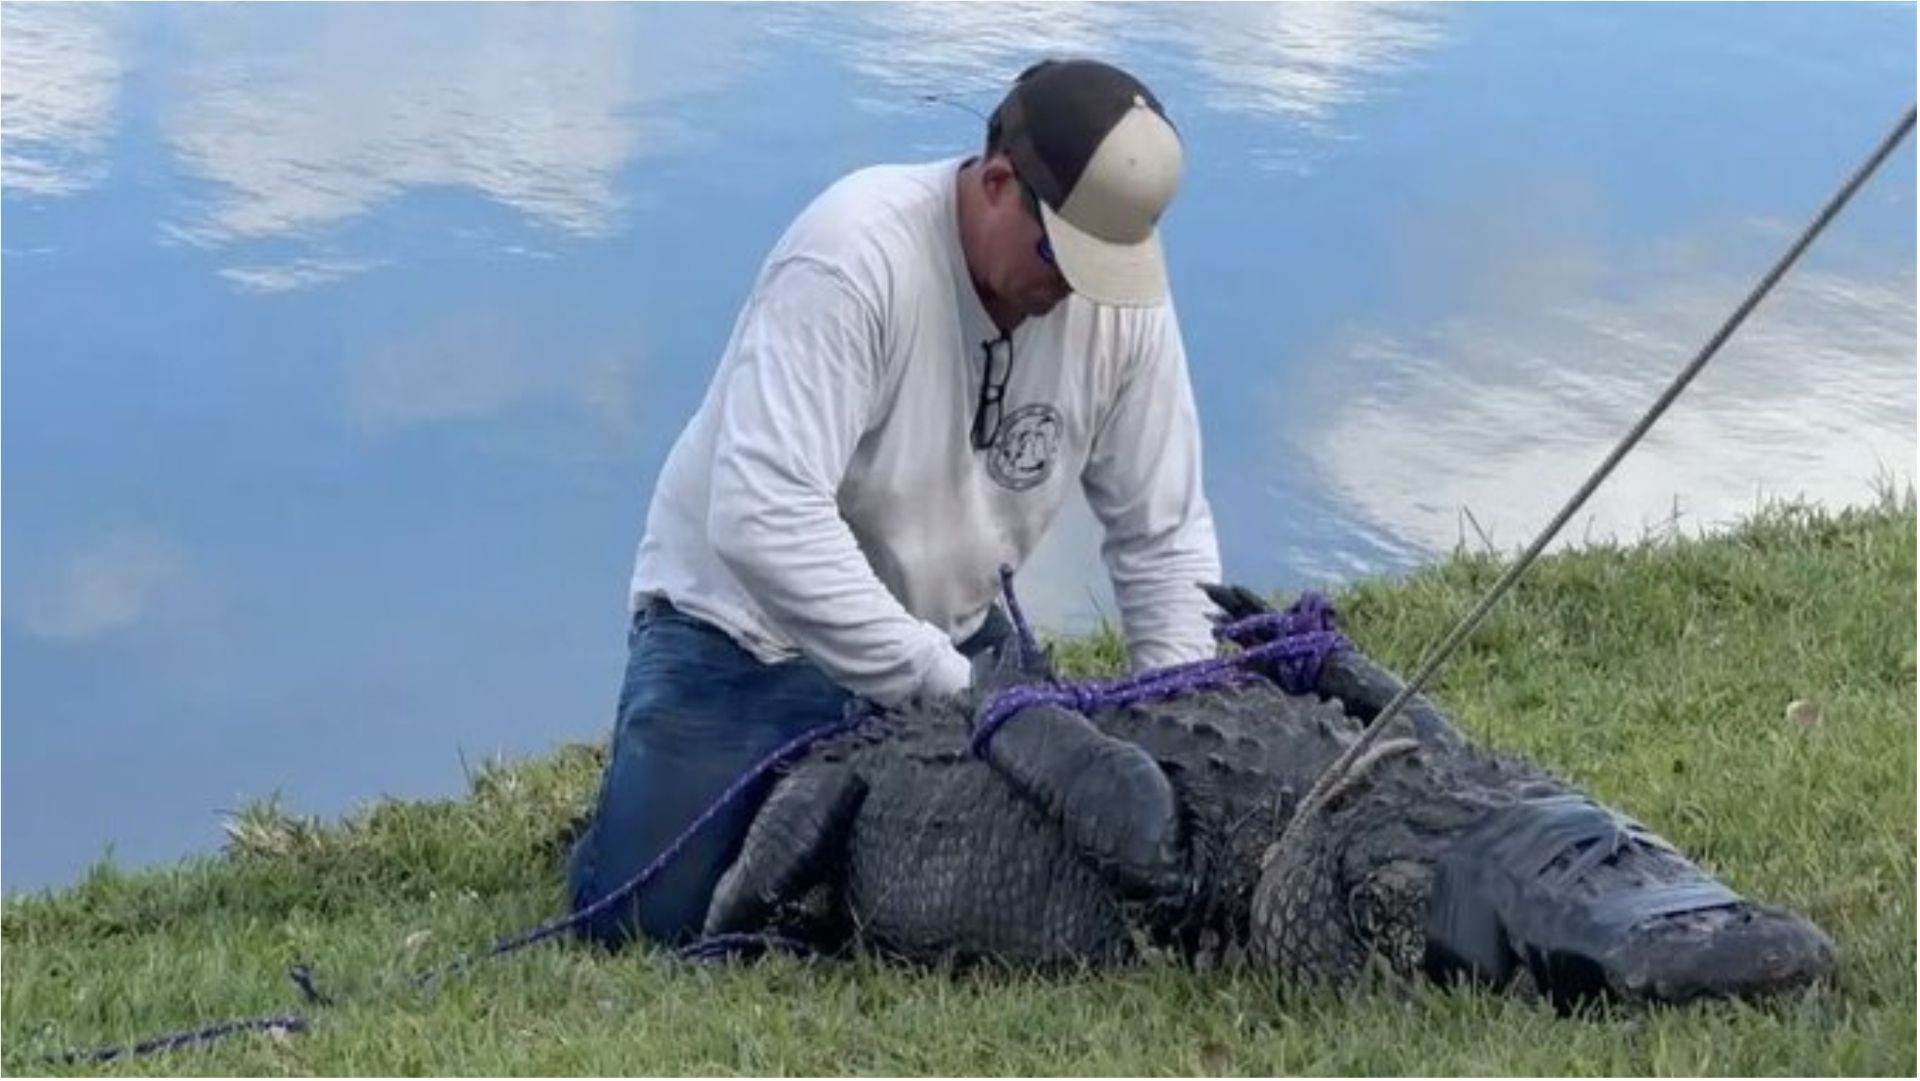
[4,2,1912,893]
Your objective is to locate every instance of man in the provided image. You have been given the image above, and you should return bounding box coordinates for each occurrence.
[568,57,1223,948]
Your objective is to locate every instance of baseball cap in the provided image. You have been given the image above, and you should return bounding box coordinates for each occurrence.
[988,58,1182,306]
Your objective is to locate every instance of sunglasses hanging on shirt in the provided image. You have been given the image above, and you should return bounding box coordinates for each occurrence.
[971,334,1012,450]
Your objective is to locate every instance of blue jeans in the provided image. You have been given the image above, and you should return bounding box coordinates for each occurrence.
[566,598,1010,948]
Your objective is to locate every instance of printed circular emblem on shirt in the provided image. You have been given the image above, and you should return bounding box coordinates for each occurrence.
[987,404,1063,492]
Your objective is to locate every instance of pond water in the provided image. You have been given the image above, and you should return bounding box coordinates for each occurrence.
[3,2,1912,892]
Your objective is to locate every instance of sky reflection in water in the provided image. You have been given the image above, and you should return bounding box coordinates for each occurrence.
[3,2,1912,890]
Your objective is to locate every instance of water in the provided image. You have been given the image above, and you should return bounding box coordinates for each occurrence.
[3,2,1912,893]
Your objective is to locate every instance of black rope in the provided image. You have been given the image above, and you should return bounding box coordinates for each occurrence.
[288,961,332,1007]
[58,1014,312,1067]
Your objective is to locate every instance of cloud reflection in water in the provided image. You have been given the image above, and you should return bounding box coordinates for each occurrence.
[1299,242,1914,559]
[0,3,124,197]
[152,4,756,285]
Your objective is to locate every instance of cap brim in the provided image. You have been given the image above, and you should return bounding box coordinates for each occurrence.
[1039,200,1168,307]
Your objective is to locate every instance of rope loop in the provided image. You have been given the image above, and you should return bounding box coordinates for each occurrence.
[971,583,1351,758]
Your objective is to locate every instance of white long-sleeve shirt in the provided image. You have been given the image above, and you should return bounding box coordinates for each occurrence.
[631,157,1222,706]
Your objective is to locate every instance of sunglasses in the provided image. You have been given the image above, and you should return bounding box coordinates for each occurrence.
[1017,179,1058,268]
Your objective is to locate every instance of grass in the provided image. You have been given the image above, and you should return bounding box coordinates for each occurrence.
[3,494,1913,1076]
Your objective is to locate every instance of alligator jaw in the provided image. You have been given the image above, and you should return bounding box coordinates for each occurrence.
[1599,901,1837,1007]
[1422,794,1838,1011]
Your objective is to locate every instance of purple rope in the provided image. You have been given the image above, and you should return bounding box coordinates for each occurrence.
[971,590,1349,759]
[998,563,1041,671]
[1212,589,1340,643]
[47,583,1332,1063]
[49,706,872,1065]
[416,707,869,986]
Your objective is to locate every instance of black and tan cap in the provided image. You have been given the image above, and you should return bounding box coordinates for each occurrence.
[989,58,1182,307]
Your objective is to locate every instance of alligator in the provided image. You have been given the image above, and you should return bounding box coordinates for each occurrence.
[701,585,1836,1010]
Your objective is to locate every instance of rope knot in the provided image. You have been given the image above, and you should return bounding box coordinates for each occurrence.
[1214,589,1339,645]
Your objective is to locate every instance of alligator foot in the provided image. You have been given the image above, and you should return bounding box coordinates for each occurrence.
[978,703,1187,904]
[675,931,822,964]
[705,761,867,937]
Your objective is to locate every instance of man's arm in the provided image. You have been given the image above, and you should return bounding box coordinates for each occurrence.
[707,257,973,706]
[1080,302,1224,671]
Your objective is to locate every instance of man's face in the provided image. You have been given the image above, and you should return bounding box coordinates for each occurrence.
[981,157,1072,318]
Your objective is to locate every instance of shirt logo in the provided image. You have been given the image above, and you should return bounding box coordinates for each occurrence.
[987,404,1063,491]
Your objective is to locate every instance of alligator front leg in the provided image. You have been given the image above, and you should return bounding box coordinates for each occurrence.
[704,760,867,937]
[976,703,1189,906]
[1199,581,1463,751]
[1315,651,1465,751]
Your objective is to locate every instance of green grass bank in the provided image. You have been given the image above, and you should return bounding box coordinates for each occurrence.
[4,496,1914,1075]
